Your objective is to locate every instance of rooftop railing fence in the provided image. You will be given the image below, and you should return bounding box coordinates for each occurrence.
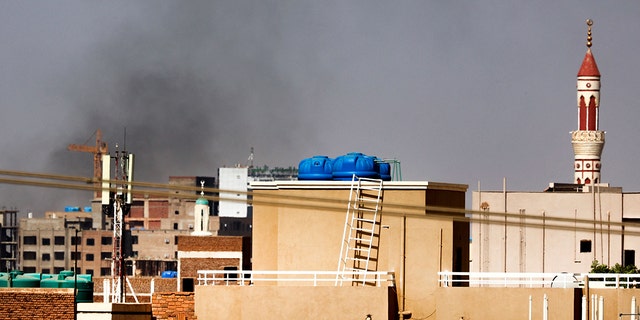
[438,271,640,289]
[197,270,395,287]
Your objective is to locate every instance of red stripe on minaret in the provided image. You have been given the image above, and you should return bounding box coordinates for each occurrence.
[579,96,587,130]
[587,95,597,130]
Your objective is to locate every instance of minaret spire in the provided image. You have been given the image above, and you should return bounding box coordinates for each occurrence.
[572,19,605,185]
[192,180,212,236]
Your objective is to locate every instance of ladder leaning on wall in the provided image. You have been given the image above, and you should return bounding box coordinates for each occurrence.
[336,174,384,286]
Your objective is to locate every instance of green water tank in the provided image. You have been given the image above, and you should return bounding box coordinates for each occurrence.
[41,271,94,303]
[0,272,10,288]
[10,270,40,288]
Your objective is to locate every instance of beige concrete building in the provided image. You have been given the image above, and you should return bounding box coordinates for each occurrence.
[194,179,468,319]
[471,184,640,274]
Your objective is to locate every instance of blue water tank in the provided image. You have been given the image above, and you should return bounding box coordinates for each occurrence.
[298,155,333,180]
[332,153,378,180]
[161,270,177,278]
[377,159,391,181]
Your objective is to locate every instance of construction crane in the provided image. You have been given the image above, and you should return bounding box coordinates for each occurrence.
[67,129,109,198]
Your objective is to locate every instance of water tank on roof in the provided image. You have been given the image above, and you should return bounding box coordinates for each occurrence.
[40,270,94,303]
[298,155,333,180]
[377,159,391,181]
[10,270,40,288]
[332,152,378,180]
[0,273,9,288]
[162,270,178,278]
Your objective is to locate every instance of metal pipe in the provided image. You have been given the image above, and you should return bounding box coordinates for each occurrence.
[543,294,548,320]
[632,296,636,320]
[582,295,587,320]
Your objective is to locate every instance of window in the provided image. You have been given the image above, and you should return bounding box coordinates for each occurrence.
[54,236,65,245]
[54,267,64,274]
[625,250,636,267]
[131,236,138,245]
[175,210,179,215]
[54,252,65,260]
[101,252,111,260]
[42,238,50,246]
[23,267,36,273]
[71,252,80,260]
[74,268,81,274]
[86,254,94,261]
[42,253,51,261]
[580,240,592,253]
[86,269,94,276]
[42,268,50,274]
[86,238,95,246]
[101,237,112,245]
[174,236,179,245]
[23,251,36,260]
[23,236,37,245]
[100,268,110,276]
[71,236,80,246]
[173,223,178,230]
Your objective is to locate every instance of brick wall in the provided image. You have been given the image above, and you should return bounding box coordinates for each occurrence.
[177,236,244,251]
[152,292,196,320]
[0,288,74,320]
[180,258,240,279]
[93,277,177,302]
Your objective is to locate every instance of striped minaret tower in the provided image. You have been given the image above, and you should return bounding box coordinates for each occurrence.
[572,19,604,185]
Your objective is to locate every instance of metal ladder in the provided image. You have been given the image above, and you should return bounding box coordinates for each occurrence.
[336,175,383,286]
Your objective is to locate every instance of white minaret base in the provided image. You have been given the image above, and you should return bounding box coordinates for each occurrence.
[571,130,605,184]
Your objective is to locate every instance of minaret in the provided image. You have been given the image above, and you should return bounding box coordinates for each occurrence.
[572,19,604,185]
[191,180,212,236]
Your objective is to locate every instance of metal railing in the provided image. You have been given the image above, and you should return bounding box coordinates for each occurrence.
[438,271,640,289]
[197,270,395,287]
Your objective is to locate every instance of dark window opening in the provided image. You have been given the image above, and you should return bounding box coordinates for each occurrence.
[86,254,94,261]
[101,237,112,245]
[86,238,95,246]
[625,250,636,267]
[54,252,64,260]
[23,251,36,260]
[54,236,65,245]
[580,240,592,253]
[42,253,51,261]
[42,238,51,246]
[23,236,37,245]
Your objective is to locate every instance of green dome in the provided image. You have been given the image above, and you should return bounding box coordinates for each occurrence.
[196,197,209,205]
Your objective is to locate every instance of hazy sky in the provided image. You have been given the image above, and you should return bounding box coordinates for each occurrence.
[2,1,640,214]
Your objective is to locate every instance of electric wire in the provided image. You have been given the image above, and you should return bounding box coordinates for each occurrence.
[1,169,639,236]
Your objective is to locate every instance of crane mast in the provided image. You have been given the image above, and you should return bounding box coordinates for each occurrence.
[67,129,108,198]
